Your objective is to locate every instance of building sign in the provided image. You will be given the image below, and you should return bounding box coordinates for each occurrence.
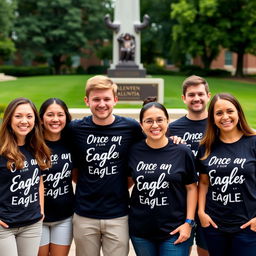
[117,83,158,101]
[112,78,164,103]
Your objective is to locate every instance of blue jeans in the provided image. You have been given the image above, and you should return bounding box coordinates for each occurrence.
[203,225,256,256]
[130,235,190,256]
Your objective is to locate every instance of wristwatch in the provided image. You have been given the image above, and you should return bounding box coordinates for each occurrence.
[185,219,196,227]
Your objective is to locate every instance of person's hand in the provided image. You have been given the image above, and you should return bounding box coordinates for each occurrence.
[170,223,192,244]
[240,217,256,231]
[0,220,9,228]
[198,211,218,228]
[170,136,186,145]
[41,212,45,221]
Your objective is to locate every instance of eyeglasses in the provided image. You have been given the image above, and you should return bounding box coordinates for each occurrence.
[143,117,167,126]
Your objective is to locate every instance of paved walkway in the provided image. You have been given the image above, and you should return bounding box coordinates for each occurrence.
[68,241,198,256]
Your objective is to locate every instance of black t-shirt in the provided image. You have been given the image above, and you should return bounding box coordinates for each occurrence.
[43,140,74,222]
[169,116,207,157]
[0,146,42,228]
[69,115,144,219]
[197,136,256,233]
[128,139,197,240]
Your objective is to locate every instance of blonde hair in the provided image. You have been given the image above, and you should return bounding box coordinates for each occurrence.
[0,97,51,170]
[85,75,118,97]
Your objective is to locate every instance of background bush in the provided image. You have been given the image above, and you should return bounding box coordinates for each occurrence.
[0,65,52,77]
[180,65,231,77]
[86,65,108,74]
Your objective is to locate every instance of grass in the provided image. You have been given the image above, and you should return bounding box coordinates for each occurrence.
[0,74,256,128]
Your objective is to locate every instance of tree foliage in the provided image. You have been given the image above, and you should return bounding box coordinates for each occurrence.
[140,0,175,64]
[171,0,224,69]
[217,0,256,77]
[0,0,16,60]
[171,0,256,77]
[14,0,112,73]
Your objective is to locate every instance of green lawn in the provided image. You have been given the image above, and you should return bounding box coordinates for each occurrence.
[0,74,256,128]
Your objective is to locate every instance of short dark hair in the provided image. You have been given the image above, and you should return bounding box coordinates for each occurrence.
[182,75,209,95]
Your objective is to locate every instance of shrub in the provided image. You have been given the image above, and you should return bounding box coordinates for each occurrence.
[76,65,87,74]
[145,64,182,75]
[0,65,52,77]
[180,65,231,77]
[87,65,108,74]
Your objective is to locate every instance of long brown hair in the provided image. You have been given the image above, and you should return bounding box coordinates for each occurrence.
[200,93,256,159]
[0,97,51,170]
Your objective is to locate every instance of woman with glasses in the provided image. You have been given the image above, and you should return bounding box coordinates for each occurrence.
[128,97,198,256]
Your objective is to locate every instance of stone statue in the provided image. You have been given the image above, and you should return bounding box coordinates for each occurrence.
[104,0,150,77]
[118,33,135,62]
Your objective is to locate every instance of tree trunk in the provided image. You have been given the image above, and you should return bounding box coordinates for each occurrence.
[201,46,219,70]
[52,55,62,74]
[202,55,211,70]
[235,49,244,77]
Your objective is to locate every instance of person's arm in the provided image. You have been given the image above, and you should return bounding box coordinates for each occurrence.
[72,168,79,184]
[171,182,197,244]
[198,174,217,228]
[0,220,9,228]
[39,176,45,220]
[240,217,256,231]
[128,177,134,189]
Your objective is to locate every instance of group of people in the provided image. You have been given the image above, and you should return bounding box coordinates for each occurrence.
[0,74,255,256]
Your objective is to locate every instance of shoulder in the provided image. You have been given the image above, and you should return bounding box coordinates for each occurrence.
[130,139,144,149]
[241,135,256,146]
[116,115,139,125]
[169,116,187,128]
[166,139,192,154]
[69,118,83,128]
[69,116,92,129]
[115,115,140,129]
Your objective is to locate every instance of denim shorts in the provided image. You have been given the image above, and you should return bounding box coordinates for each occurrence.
[40,216,73,246]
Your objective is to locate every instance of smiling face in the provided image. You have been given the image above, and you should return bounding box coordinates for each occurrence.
[214,99,239,135]
[182,84,210,114]
[85,88,118,125]
[42,103,66,140]
[11,103,35,145]
[141,106,168,143]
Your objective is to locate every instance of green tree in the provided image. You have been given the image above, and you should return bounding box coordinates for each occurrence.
[0,0,16,60]
[140,0,175,65]
[171,0,256,77]
[171,0,224,69]
[217,0,256,77]
[15,0,112,74]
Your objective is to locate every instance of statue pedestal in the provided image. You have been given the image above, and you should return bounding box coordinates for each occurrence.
[108,61,146,78]
[111,77,164,103]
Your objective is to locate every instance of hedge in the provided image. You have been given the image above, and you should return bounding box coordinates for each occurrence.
[0,65,52,77]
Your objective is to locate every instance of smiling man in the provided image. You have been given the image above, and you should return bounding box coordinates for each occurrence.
[168,75,211,256]
[69,75,144,256]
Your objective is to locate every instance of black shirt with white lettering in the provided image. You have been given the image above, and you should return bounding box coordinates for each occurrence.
[43,140,74,222]
[169,116,207,157]
[69,115,144,219]
[128,139,197,240]
[197,136,256,233]
[0,146,42,228]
